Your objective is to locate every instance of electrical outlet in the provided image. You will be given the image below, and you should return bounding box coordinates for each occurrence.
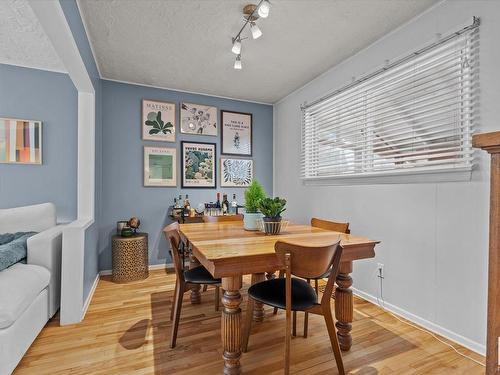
[377,263,384,278]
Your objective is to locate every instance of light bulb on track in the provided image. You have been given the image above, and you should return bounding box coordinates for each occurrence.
[234,54,242,70]
[232,38,242,54]
[250,22,262,39]
[258,0,270,18]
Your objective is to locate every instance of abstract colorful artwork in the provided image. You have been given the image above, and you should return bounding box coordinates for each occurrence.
[181,141,216,188]
[220,158,253,187]
[0,118,42,164]
[144,147,177,187]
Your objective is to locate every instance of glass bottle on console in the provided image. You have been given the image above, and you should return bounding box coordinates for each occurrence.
[230,194,238,215]
[215,193,221,216]
[222,194,229,215]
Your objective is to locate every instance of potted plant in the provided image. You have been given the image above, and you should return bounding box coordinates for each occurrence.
[258,197,287,234]
[243,180,267,230]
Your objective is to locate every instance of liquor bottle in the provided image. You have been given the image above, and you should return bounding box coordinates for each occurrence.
[215,193,221,216]
[230,193,238,215]
[178,194,183,208]
[222,194,229,215]
[173,197,178,209]
[184,194,191,216]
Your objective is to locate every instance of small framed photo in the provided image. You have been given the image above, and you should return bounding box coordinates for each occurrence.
[0,118,42,164]
[181,141,216,188]
[142,99,176,142]
[221,110,252,156]
[220,158,253,187]
[180,102,217,136]
[144,146,177,187]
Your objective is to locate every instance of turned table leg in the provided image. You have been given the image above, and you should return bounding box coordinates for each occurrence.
[188,247,201,304]
[221,276,243,375]
[335,261,353,351]
[252,273,266,322]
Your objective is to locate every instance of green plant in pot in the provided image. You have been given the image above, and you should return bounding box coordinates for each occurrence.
[259,197,287,234]
[243,180,267,231]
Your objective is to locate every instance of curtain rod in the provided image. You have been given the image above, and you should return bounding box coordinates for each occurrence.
[301,16,480,111]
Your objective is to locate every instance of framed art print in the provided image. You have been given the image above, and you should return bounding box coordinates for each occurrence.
[180,102,217,136]
[144,147,176,187]
[221,110,252,156]
[220,158,253,187]
[181,141,216,188]
[0,118,42,164]
[142,99,176,142]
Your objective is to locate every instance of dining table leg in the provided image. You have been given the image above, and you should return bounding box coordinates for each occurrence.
[189,252,201,304]
[335,261,353,351]
[251,273,266,322]
[221,276,243,375]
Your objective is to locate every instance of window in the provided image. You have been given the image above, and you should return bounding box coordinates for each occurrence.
[301,20,479,182]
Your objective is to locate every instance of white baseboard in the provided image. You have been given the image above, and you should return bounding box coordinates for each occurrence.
[352,287,486,356]
[99,263,173,276]
[81,273,100,320]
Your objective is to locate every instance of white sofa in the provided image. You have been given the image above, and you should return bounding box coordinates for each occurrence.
[0,203,63,375]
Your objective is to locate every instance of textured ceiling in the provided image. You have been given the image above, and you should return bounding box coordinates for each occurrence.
[78,0,437,103]
[0,0,65,72]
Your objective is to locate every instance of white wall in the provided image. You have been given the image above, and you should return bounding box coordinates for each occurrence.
[274,0,500,354]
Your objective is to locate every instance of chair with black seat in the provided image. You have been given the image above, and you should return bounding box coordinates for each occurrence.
[242,238,345,375]
[163,222,221,348]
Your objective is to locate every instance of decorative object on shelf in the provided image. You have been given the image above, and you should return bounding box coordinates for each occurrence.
[142,99,176,142]
[128,217,141,234]
[221,158,253,187]
[258,197,287,234]
[0,118,42,164]
[116,221,128,234]
[111,233,149,283]
[144,147,177,187]
[196,203,205,214]
[243,179,266,230]
[120,227,133,237]
[230,1,271,69]
[221,110,252,156]
[180,102,217,136]
[181,141,216,188]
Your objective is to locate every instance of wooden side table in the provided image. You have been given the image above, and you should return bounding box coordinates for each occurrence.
[112,233,149,283]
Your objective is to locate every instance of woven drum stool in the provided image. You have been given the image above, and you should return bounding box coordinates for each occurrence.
[112,233,149,283]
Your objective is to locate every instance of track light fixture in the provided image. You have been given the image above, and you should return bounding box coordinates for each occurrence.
[234,54,242,70]
[230,1,271,69]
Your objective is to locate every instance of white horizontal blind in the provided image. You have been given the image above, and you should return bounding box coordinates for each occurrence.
[301,22,479,181]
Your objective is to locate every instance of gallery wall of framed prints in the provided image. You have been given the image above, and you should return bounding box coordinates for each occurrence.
[141,98,254,189]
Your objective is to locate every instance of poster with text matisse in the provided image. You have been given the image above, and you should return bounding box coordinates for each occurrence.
[142,99,176,142]
[0,118,42,164]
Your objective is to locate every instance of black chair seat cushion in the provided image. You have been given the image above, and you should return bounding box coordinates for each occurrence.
[248,278,318,311]
[184,266,221,284]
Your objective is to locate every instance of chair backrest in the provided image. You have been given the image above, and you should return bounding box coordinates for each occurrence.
[163,222,184,282]
[311,217,350,234]
[275,238,343,306]
[203,214,243,223]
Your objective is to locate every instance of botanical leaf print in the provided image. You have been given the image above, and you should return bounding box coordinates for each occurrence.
[223,159,252,186]
[145,111,173,135]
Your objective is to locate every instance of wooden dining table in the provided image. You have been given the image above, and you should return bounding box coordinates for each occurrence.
[179,221,380,375]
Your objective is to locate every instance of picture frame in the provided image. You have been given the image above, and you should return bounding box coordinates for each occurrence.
[142,99,176,142]
[221,110,252,156]
[0,118,42,165]
[144,146,177,187]
[180,102,218,136]
[220,158,253,187]
[181,141,216,188]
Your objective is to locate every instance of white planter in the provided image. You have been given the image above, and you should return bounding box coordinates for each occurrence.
[243,212,263,231]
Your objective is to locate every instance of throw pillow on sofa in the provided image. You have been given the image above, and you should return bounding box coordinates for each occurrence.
[0,232,37,271]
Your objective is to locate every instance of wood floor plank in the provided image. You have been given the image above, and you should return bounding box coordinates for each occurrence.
[13,269,484,374]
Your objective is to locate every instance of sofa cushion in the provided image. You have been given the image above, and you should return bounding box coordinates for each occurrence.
[0,232,37,271]
[0,263,50,329]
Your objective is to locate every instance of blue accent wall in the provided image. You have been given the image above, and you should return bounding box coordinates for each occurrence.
[0,64,78,222]
[99,80,273,270]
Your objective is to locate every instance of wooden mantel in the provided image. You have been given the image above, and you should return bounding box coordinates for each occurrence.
[473,131,500,374]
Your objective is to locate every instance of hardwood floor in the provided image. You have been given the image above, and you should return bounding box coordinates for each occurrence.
[15,269,484,374]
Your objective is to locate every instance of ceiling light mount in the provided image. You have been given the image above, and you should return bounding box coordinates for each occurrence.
[230,0,271,69]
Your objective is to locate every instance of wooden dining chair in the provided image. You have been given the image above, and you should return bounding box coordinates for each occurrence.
[163,222,222,348]
[242,238,345,375]
[202,214,243,223]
